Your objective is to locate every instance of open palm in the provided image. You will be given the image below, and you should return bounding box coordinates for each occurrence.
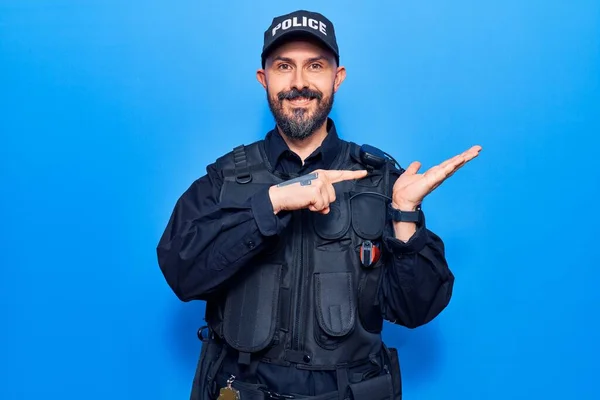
[392,145,482,208]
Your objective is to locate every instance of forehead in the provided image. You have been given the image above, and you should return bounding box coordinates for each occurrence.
[268,38,334,62]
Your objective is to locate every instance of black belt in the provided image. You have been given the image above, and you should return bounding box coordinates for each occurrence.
[215,374,340,400]
[214,372,394,400]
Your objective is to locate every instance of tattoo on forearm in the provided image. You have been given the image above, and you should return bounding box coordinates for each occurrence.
[277,172,319,187]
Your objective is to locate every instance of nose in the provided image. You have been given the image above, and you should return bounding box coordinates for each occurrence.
[290,68,309,91]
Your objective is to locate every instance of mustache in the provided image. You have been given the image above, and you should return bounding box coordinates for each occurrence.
[277,88,323,101]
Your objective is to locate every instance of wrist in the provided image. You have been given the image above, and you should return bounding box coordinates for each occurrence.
[388,202,423,227]
[391,200,420,211]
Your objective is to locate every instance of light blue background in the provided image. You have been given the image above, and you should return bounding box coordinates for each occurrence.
[1,1,599,399]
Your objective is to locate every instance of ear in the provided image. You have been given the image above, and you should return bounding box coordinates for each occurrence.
[256,69,267,89]
[333,66,347,93]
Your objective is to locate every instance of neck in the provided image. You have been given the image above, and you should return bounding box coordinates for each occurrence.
[278,121,329,163]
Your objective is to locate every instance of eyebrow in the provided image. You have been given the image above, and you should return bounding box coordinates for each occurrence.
[271,55,329,64]
[307,56,328,63]
[272,56,294,63]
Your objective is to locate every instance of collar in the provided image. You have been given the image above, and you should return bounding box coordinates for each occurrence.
[264,118,341,170]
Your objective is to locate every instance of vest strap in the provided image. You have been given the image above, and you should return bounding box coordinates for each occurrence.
[238,351,261,384]
[336,367,349,400]
[233,144,252,183]
[238,351,251,365]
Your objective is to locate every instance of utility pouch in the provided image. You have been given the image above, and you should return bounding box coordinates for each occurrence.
[315,272,356,338]
[348,373,394,400]
[223,263,283,362]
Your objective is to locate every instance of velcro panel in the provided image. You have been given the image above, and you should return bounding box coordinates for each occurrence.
[224,264,282,352]
[315,272,355,337]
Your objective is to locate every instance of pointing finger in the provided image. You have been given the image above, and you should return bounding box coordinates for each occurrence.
[326,169,368,184]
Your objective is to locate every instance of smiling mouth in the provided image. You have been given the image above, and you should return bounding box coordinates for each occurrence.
[286,97,314,106]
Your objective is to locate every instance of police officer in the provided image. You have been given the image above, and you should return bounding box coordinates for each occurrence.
[157,9,481,400]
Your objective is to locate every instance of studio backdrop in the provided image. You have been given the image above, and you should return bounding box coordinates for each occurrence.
[1,1,599,399]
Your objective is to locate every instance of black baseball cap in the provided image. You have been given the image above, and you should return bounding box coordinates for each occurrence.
[261,10,340,68]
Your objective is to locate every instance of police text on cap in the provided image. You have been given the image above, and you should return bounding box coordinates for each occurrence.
[272,16,327,37]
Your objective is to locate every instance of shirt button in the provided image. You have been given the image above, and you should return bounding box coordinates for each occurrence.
[303,355,311,363]
[247,241,255,249]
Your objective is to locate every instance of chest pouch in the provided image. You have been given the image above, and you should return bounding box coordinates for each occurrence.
[223,263,283,364]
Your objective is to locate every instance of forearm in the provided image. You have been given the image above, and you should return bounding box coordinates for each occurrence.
[157,186,290,301]
[379,224,454,328]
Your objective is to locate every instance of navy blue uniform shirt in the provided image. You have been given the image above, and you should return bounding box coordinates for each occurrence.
[157,118,453,395]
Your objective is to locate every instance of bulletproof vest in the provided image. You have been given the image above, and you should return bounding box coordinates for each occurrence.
[204,139,394,370]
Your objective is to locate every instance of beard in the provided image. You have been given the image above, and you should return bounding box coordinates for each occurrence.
[267,86,334,140]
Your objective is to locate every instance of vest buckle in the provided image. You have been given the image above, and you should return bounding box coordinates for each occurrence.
[235,172,252,184]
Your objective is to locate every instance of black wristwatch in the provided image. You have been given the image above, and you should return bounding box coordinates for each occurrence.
[387,203,423,223]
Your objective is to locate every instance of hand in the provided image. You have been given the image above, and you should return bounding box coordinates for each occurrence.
[392,145,482,210]
[269,169,368,214]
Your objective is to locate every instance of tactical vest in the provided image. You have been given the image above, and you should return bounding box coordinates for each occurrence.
[203,137,396,372]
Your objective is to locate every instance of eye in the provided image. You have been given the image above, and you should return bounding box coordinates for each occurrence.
[309,63,322,70]
[277,63,292,70]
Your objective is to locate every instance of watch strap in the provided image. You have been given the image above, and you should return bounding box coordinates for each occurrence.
[387,203,422,223]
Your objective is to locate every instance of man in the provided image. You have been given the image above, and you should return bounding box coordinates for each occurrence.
[157,9,481,400]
